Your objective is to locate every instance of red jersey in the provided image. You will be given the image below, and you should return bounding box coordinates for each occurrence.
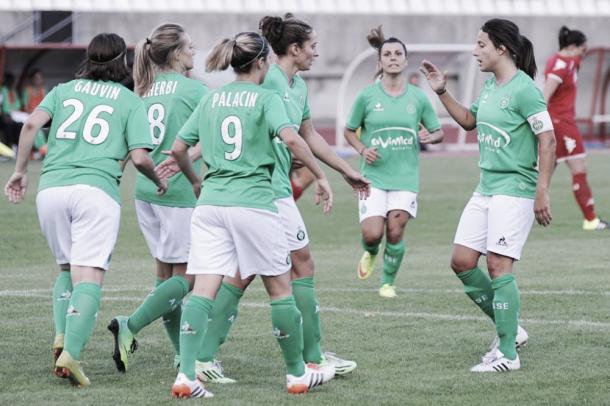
[544,53,581,120]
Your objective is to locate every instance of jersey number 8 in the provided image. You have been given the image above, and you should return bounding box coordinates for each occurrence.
[56,98,114,145]
[148,103,166,146]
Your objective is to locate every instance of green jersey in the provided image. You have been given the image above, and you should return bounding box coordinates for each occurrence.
[178,81,293,212]
[470,70,547,199]
[347,82,441,192]
[37,79,152,204]
[262,64,311,199]
[135,72,208,207]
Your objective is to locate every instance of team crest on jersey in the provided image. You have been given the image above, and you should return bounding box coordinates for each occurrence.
[532,119,544,131]
[499,96,510,109]
[296,227,306,241]
[374,102,384,112]
[406,103,416,114]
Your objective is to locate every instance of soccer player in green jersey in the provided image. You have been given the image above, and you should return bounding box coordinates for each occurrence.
[168,31,335,399]
[194,14,369,383]
[344,26,444,298]
[107,23,209,374]
[420,18,556,372]
[3,33,166,387]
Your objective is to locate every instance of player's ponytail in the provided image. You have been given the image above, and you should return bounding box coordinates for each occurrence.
[558,26,587,50]
[518,34,537,79]
[133,23,188,96]
[482,18,537,79]
[206,32,269,74]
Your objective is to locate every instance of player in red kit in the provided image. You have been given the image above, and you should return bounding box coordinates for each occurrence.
[544,26,608,230]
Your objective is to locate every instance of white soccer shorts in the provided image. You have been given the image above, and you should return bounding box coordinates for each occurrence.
[135,200,193,264]
[358,187,418,222]
[187,205,291,279]
[36,185,120,270]
[453,193,535,260]
[275,197,309,251]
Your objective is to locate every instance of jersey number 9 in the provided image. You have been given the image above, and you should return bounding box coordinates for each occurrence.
[221,115,243,161]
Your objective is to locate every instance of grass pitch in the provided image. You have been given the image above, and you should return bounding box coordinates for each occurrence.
[1,152,609,405]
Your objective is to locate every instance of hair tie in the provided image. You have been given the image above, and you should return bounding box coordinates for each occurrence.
[146,38,152,45]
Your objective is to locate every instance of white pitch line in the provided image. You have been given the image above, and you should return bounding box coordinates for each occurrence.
[1,291,609,330]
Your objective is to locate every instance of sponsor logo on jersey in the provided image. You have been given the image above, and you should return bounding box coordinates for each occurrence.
[370,127,417,150]
[273,327,290,339]
[477,122,511,152]
[283,91,290,102]
[406,103,416,114]
[373,102,384,112]
[481,92,489,104]
[496,236,508,247]
[286,254,292,265]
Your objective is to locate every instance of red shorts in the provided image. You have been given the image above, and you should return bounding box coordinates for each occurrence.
[552,117,586,162]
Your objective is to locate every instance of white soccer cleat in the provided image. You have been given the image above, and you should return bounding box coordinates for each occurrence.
[321,352,357,376]
[482,325,528,363]
[171,372,214,399]
[286,363,335,394]
[196,359,236,383]
[471,349,520,372]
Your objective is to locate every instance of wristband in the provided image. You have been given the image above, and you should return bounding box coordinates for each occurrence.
[436,88,447,95]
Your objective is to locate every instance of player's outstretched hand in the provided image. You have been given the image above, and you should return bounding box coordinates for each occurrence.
[4,172,28,204]
[314,177,333,214]
[342,168,371,199]
[534,189,552,226]
[155,150,181,180]
[419,60,448,94]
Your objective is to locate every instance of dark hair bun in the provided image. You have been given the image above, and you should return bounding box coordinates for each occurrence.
[260,16,284,44]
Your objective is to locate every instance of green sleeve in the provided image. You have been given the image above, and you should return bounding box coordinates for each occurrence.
[126,100,155,151]
[177,100,203,146]
[36,86,58,118]
[302,92,311,121]
[418,92,441,132]
[346,90,367,130]
[516,83,547,119]
[470,92,481,118]
[265,93,294,137]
